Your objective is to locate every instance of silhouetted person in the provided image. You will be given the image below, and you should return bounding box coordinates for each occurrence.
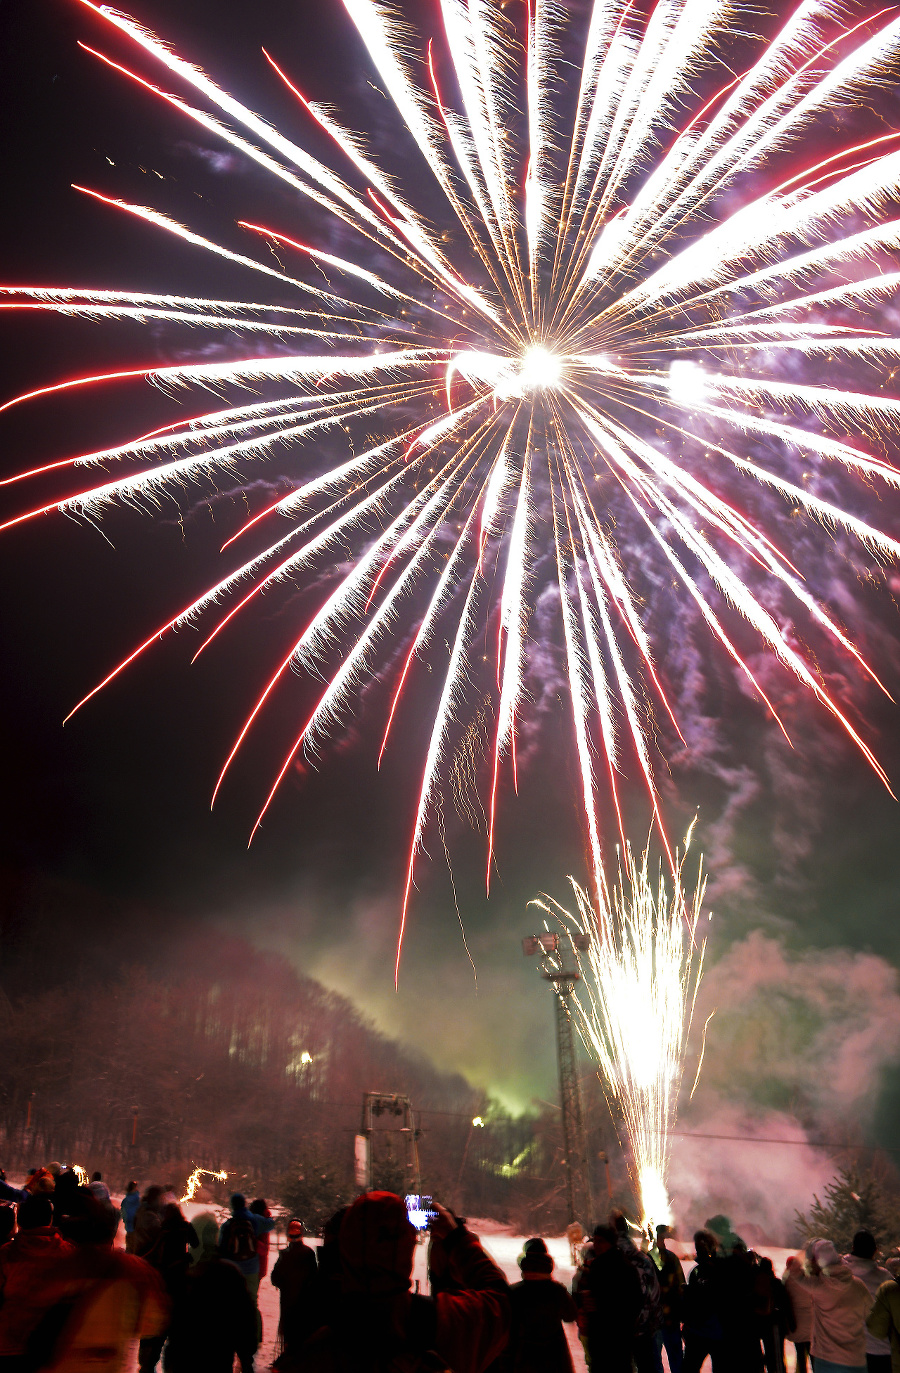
[272,1219,319,1368]
[587,1224,643,1373]
[121,1180,141,1253]
[784,1254,813,1373]
[158,1202,199,1300]
[291,1191,508,1371]
[53,1166,88,1241]
[755,1255,792,1373]
[571,1241,595,1368]
[166,1210,257,1373]
[612,1211,662,1373]
[655,1224,685,1373]
[718,1241,763,1373]
[311,1206,347,1335]
[501,1237,577,1373]
[134,1186,169,1372]
[847,1231,893,1373]
[682,1229,726,1373]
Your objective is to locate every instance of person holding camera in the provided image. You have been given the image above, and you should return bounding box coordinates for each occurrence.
[286,1191,509,1372]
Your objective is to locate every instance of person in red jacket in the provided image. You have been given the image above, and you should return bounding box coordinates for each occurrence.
[0,1193,75,1362]
[291,1191,509,1372]
[36,1198,170,1373]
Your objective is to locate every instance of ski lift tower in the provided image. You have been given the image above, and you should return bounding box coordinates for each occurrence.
[522,931,595,1227]
[355,1092,422,1195]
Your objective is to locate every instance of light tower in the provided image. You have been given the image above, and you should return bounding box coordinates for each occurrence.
[355,1092,421,1195]
[523,930,595,1227]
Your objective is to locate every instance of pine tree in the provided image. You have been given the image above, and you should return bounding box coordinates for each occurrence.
[795,1165,900,1253]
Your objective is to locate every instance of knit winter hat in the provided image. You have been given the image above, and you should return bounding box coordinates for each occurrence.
[339,1191,417,1294]
[520,1237,554,1274]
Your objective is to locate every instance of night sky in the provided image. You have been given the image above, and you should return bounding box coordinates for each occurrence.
[3,0,900,1170]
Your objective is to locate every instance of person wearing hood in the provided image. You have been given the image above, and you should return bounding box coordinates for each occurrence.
[166,1210,258,1373]
[796,1238,873,1373]
[499,1237,577,1373]
[846,1232,893,1373]
[290,1190,509,1372]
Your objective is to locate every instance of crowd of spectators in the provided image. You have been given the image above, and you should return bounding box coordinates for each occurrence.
[2,1161,900,1373]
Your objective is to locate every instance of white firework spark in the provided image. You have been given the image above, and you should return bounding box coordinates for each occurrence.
[533,825,709,1230]
[3,0,900,977]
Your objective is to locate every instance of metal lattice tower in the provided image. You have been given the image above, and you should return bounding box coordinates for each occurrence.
[523,934,595,1227]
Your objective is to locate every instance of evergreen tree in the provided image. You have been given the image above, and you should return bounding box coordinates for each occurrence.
[795,1165,900,1253]
[278,1139,355,1233]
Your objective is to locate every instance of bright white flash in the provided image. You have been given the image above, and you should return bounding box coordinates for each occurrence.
[449,345,563,400]
[518,345,563,393]
[668,360,708,409]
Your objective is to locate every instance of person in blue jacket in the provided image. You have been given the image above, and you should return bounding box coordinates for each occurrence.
[219,1192,276,1355]
[120,1180,141,1252]
[218,1193,276,1292]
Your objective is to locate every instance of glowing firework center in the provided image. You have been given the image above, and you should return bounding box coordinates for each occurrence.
[448,345,564,401]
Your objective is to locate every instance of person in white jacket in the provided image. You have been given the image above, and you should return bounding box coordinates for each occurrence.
[795,1239,873,1373]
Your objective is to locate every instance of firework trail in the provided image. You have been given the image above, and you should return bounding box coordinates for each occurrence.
[533,826,709,1229]
[181,1166,228,1203]
[3,1,900,974]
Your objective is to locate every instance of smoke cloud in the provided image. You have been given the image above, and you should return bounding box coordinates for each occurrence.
[670,931,900,1243]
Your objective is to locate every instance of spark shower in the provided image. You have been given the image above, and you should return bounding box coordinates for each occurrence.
[4,0,900,979]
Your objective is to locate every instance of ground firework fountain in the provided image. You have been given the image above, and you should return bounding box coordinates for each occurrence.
[3,1,900,973]
[533,829,709,1230]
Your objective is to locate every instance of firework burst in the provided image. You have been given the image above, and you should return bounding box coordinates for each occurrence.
[533,826,709,1229]
[4,0,900,973]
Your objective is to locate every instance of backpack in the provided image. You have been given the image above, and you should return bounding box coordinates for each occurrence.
[224,1215,258,1264]
[623,1246,662,1335]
